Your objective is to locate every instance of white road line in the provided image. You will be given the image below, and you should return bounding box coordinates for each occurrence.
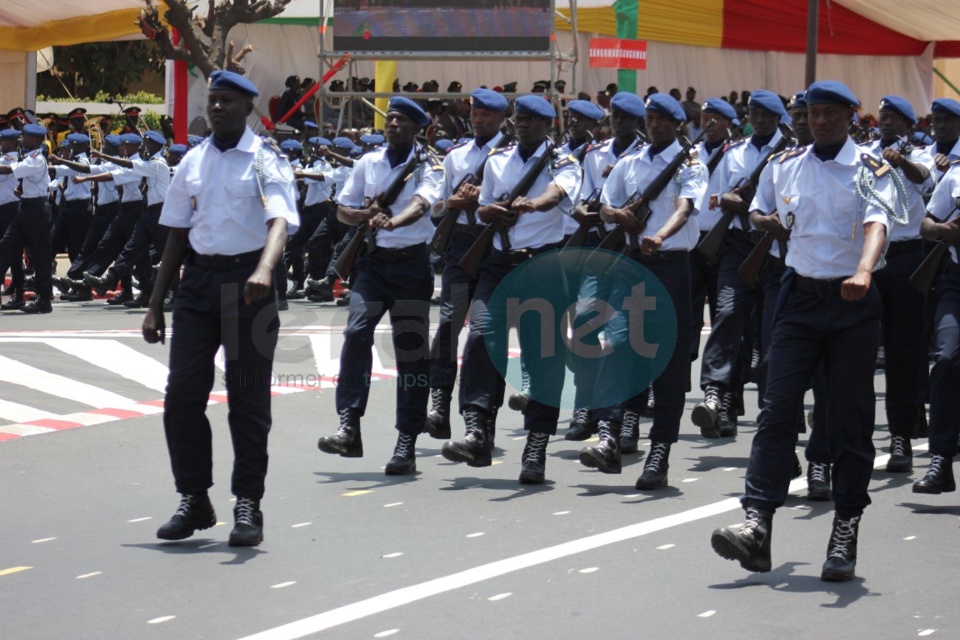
[0,398,61,423]
[0,354,132,408]
[43,339,170,393]
[237,447,917,640]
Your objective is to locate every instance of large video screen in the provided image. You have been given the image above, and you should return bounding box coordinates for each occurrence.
[333,0,553,54]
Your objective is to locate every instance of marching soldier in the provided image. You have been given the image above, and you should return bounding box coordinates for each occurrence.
[0,123,54,313]
[565,92,645,446]
[49,133,93,270]
[442,95,582,484]
[424,88,509,441]
[693,90,789,439]
[316,97,443,476]
[711,81,898,582]
[0,129,25,309]
[285,137,334,299]
[864,96,936,473]
[578,93,705,485]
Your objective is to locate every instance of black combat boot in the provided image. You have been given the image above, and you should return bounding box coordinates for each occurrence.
[385,432,418,475]
[806,462,832,501]
[156,493,217,541]
[692,385,722,438]
[519,431,550,484]
[228,497,264,547]
[619,409,641,454]
[84,268,119,297]
[719,391,738,437]
[317,408,363,457]
[635,442,670,489]
[820,515,860,582]
[565,407,594,441]
[711,507,773,573]
[913,454,955,494]
[0,292,25,310]
[441,406,491,467]
[424,387,452,440]
[21,298,52,314]
[578,420,622,474]
[885,435,913,473]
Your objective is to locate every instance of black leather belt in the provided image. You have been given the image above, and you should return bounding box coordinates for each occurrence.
[20,196,45,204]
[728,227,752,242]
[369,242,427,263]
[794,274,845,298]
[628,249,688,264]
[492,243,559,266]
[886,239,923,257]
[453,223,484,238]
[145,203,163,214]
[189,248,263,271]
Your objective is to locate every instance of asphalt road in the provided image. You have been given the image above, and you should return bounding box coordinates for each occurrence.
[0,293,957,640]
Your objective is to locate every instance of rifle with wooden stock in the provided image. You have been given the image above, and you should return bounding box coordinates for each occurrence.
[333,145,426,280]
[589,127,710,265]
[458,139,557,278]
[428,134,513,254]
[910,197,960,295]
[696,125,794,264]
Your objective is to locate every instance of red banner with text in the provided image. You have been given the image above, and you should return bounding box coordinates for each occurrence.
[588,38,647,71]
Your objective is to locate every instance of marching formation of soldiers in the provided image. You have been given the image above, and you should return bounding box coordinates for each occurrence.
[4,81,960,579]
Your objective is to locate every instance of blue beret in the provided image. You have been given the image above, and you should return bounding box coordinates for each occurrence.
[119,133,143,146]
[470,88,508,113]
[21,123,46,137]
[610,92,645,119]
[303,121,318,129]
[644,93,685,122]
[787,91,807,110]
[167,144,187,154]
[208,70,260,98]
[879,96,917,124]
[349,147,363,158]
[932,98,960,118]
[0,129,20,140]
[104,134,122,147]
[748,90,786,116]
[144,130,166,146]
[360,133,384,145]
[567,99,604,121]
[279,139,302,152]
[515,95,556,120]
[701,97,737,122]
[805,81,860,108]
[387,96,430,127]
[332,136,357,150]
[187,135,204,146]
[434,138,454,152]
[308,136,333,147]
[65,133,90,145]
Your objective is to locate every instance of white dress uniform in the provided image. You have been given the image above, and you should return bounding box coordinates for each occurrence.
[442,132,505,226]
[0,146,53,304]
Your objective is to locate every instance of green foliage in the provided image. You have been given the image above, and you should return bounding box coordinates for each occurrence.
[36,92,164,105]
[38,41,166,99]
[140,113,164,131]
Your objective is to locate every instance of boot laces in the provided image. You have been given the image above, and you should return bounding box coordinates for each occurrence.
[235,497,257,526]
[464,408,486,436]
[890,436,907,458]
[573,408,590,424]
[809,462,828,484]
[928,454,947,476]
[430,387,446,410]
[742,508,766,535]
[175,494,195,517]
[394,433,415,458]
[621,410,639,432]
[827,516,860,559]
[523,432,550,464]
[704,386,721,408]
[646,442,668,470]
[520,367,531,394]
[720,392,733,420]
[337,408,355,434]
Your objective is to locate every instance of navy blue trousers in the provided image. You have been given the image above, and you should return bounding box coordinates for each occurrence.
[163,253,279,499]
[0,198,52,301]
[928,263,960,457]
[335,246,433,435]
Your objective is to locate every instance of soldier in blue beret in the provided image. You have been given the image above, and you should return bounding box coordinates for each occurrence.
[579,92,706,484]
[0,128,26,308]
[166,144,187,170]
[862,95,937,476]
[713,80,897,583]
[443,94,581,484]
[423,85,510,443]
[143,69,298,547]
[930,98,960,173]
[563,100,603,162]
[316,86,444,476]
[566,91,647,445]
[0,122,52,312]
[786,91,812,146]
[48,131,94,284]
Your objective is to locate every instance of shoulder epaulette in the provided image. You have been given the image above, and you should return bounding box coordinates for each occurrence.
[860,152,891,179]
[622,144,647,159]
[450,139,472,152]
[552,153,577,170]
[424,150,444,171]
[585,141,608,155]
[488,144,514,157]
[726,138,749,150]
[261,138,286,158]
[778,147,806,164]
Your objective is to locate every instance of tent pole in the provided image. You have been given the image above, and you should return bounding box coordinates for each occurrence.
[804,0,818,88]
[172,28,188,144]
